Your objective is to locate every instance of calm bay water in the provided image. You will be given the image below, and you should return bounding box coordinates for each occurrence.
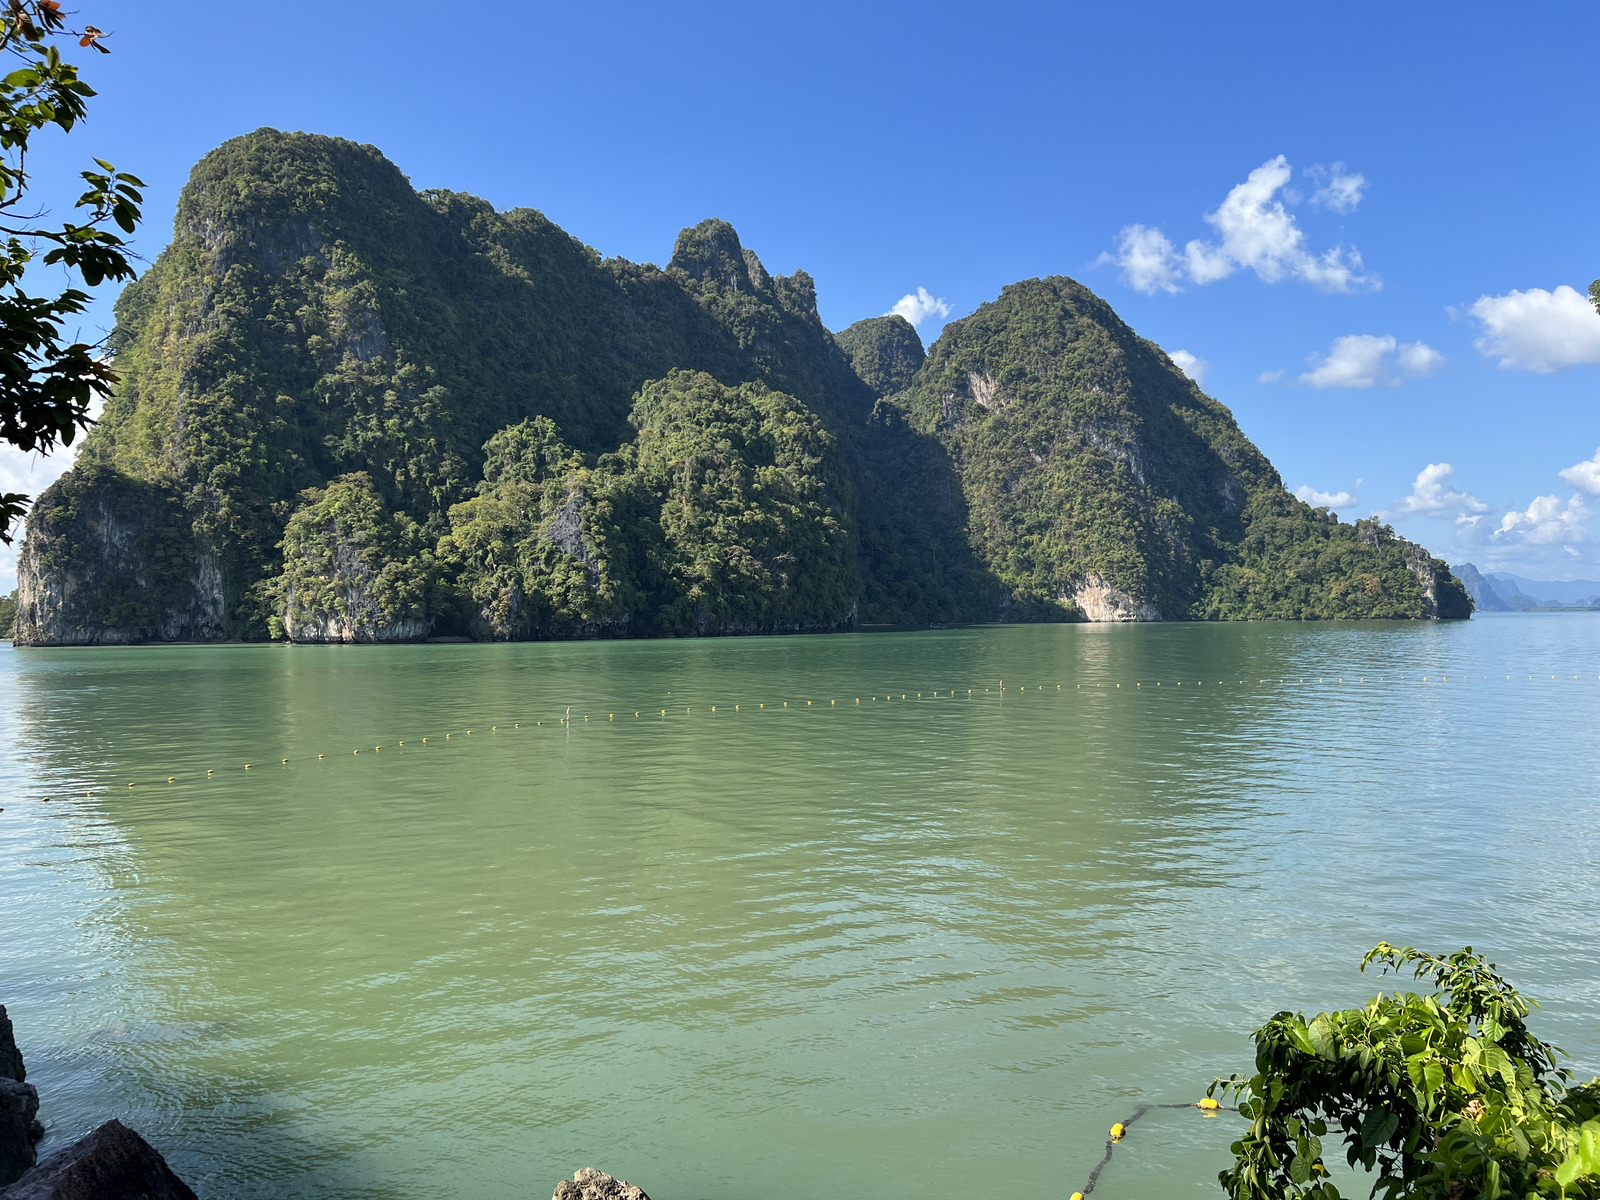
[2,617,1598,1199]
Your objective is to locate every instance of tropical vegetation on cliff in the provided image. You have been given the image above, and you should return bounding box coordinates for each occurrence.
[1215,944,1600,1200]
[268,473,433,643]
[11,129,1469,644]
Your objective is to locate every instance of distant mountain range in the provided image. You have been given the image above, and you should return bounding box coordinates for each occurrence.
[1453,563,1600,611]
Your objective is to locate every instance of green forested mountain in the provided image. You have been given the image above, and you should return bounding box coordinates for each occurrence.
[896,278,1468,621]
[12,129,1467,645]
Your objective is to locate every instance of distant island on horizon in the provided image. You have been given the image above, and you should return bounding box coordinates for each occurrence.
[12,129,1470,647]
[1452,563,1600,611]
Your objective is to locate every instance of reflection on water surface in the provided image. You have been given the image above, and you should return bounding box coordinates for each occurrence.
[3,617,1598,1198]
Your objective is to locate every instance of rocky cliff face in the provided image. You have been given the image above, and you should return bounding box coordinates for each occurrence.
[1402,541,1474,620]
[274,473,432,643]
[12,467,225,646]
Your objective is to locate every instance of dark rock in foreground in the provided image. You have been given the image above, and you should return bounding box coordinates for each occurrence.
[553,1167,651,1200]
[0,1008,24,1084]
[0,1007,41,1188]
[0,1120,195,1200]
[0,1080,41,1188]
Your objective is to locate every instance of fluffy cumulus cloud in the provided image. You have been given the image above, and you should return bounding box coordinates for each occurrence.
[888,287,952,328]
[1295,483,1358,509]
[1495,495,1590,546]
[1394,462,1489,517]
[1308,163,1368,214]
[1296,334,1445,389]
[1559,447,1600,496]
[1167,349,1207,386]
[1103,156,1376,295]
[1466,285,1600,372]
[1108,225,1182,295]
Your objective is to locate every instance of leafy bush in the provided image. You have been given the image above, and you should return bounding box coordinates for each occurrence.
[1214,944,1600,1200]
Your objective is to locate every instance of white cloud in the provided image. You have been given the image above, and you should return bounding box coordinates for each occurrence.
[1308,163,1368,214]
[1256,369,1285,384]
[1495,494,1590,545]
[1167,349,1207,386]
[1297,334,1445,389]
[1466,285,1600,372]
[1104,156,1377,295]
[1394,462,1490,516]
[1101,225,1182,294]
[1559,447,1600,496]
[0,436,91,592]
[888,287,952,328]
[1296,483,1358,509]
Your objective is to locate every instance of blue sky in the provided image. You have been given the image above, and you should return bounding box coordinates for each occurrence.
[4,0,1597,585]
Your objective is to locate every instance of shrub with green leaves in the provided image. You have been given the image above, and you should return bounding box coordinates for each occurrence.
[1214,943,1600,1200]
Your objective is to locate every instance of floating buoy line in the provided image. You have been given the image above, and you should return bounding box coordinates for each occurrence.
[6,672,1595,807]
[1072,1098,1234,1197]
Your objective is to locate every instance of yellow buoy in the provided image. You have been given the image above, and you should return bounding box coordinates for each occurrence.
[1110,1122,1125,1140]
[209,769,215,774]
[283,758,289,764]
[129,783,135,787]
[399,741,404,746]
[168,777,175,783]
[446,734,450,739]
[245,764,252,769]
[1072,1192,1085,1200]
[1198,1097,1220,1111]
[515,723,520,728]
[41,796,49,802]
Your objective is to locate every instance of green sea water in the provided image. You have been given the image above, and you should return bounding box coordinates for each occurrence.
[3,617,1598,1199]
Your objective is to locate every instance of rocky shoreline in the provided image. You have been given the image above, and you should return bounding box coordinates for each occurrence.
[0,1006,195,1198]
[2,1006,654,1198]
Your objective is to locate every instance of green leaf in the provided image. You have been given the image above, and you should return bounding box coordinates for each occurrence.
[1289,1153,1311,1185]
[1423,1060,1445,1094]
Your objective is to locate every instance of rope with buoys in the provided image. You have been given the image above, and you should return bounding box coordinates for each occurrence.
[8,671,1597,806]
[1073,1098,1230,1197]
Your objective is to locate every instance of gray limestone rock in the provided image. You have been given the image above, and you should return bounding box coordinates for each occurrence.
[552,1167,651,1200]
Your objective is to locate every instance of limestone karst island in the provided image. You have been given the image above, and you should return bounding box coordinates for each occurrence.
[4,5,1599,1200]
[13,133,1468,648]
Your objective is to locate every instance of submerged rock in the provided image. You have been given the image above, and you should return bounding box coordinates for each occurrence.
[0,1120,195,1200]
[552,1167,651,1200]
